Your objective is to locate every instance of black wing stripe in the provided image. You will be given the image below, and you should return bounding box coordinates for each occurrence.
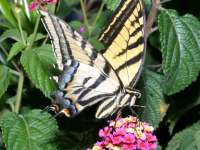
[96,97,116,117]
[50,15,73,62]
[127,36,144,50]
[100,0,138,46]
[77,63,111,100]
[55,18,74,63]
[41,13,66,69]
[58,20,96,65]
[130,24,143,37]
[115,51,143,72]
[78,93,114,106]
[116,34,144,57]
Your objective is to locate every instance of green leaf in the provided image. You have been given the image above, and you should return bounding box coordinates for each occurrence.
[27,33,45,45]
[0,110,58,150]
[0,14,13,29]
[0,0,17,27]
[140,69,165,128]
[89,38,104,51]
[0,65,11,98]
[103,0,120,11]
[69,20,82,31]
[158,10,200,95]
[57,129,98,150]
[20,44,56,97]
[7,42,25,61]
[0,29,27,42]
[166,121,200,150]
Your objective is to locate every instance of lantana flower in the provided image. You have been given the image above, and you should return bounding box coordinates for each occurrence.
[88,116,157,150]
[29,0,58,11]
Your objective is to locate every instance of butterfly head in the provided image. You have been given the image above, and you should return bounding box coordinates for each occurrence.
[45,91,78,117]
[43,104,71,117]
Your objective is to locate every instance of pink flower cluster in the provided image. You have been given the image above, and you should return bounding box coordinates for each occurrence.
[29,0,58,11]
[88,116,157,150]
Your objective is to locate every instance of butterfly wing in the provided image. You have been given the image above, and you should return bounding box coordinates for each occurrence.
[99,0,146,88]
[40,11,121,116]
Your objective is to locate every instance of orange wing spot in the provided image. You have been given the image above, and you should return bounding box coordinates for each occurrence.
[61,109,71,117]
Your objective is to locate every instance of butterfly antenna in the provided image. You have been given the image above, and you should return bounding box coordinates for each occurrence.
[41,105,51,113]
[53,112,61,118]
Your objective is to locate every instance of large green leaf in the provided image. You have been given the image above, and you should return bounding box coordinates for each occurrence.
[0,110,58,150]
[0,0,17,27]
[20,44,56,97]
[166,121,200,150]
[140,69,165,128]
[26,33,46,45]
[158,10,200,95]
[0,65,11,98]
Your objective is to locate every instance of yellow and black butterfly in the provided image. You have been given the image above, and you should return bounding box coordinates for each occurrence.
[40,0,146,118]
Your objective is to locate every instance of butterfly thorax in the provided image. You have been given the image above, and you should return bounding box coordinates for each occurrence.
[118,88,141,107]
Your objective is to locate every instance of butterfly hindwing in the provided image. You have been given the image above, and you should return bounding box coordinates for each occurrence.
[99,0,146,88]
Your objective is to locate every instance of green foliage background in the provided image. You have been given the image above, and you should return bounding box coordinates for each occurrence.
[0,0,200,149]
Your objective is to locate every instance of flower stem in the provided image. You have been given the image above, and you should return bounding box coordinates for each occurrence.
[14,71,24,113]
[16,12,26,45]
[80,0,90,33]
[29,15,41,48]
[92,2,105,27]
[0,44,21,72]
[9,68,20,76]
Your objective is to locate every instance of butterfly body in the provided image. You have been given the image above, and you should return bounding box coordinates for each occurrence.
[40,0,146,119]
[52,84,140,118]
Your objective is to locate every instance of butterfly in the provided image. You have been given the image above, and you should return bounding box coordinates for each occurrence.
[40,0,146,119]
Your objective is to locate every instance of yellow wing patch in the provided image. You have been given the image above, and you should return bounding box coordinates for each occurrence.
[99,0,145,87]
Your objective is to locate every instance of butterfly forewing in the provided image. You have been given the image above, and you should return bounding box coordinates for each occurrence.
[99,0,145,88]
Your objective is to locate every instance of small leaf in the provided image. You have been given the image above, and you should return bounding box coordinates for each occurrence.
[0,65,11,98]
[27,33,46,45]
[69,20,82,31]
[89,38,104,51]
[0,14,13,29]
[7,42,25,61]
[158,10,200,95]
[0,29,27,42]
[140,69,165,128]
[0,0,17,27]
[166,121,200,150]
[20,44,56,97]
[0,110,58,150]
[103,0,120,11]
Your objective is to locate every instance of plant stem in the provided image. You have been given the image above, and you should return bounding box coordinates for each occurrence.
[14,71,24,113]
[80,0,90,31]
[29,15,41,48]
[9,68,20,76]
[146,0,160,37]
[16,12,26,45]
[0,44,21,72]
[92,2,105,27]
